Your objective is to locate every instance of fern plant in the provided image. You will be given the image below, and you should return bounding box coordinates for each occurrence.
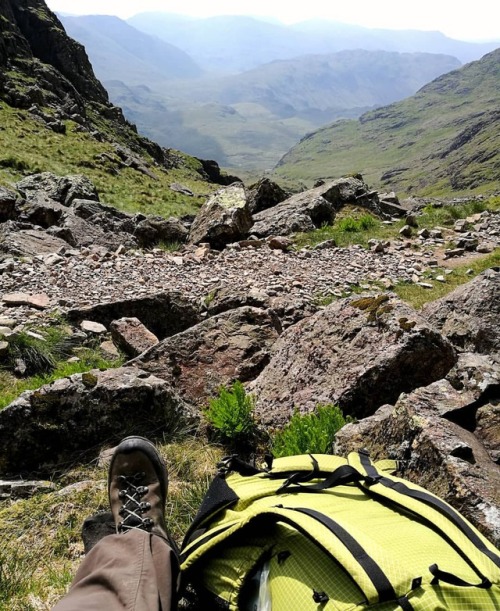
[271,404,353,458]
[204,381,256,446]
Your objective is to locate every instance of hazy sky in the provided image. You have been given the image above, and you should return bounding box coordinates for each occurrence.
[45,0,500,42]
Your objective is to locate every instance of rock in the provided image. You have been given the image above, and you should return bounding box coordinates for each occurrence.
[0,367,189,475]
[16,172,99,206]
[334,379,500,547]
[129,307,281,408]
[188,184,253,248]
[475,404,500,464]
[444,247,465,258]
[110,317,159,358]
[267,236,293,251]
[422,268,500,354]
[0,186,18,221]
[251,190,335,238]
[99,340,121,360]
[405,214,418,227]
[2,292,50,309]
[18,194,67,227]
[250,294,457,426]
[247,178,289,214]
[0,479,56,500]
[399,225,413,237]
[58,211,137,250]
[67,291,201,341]
[134,216,189,247]
[80,320,107,335]
[205,287,271,316]
[0,341,9,358]
[0,223,70,257]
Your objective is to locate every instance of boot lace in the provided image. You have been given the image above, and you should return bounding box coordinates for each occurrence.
[117,472,154,533]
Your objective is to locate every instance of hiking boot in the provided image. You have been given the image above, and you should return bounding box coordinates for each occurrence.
[108,436,172,544]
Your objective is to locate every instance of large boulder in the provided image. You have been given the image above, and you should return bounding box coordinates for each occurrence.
[250,294,457,426]
[0,222,69,256]
[422,268,500,354]
[0,186,18,222]
[67,291,201,340]
[129,306,281,407]
[250,191,335,238]
[16,172,99,206]
[334,379,500,546]
[0,367,189,475]
[188,183,253,248]
[247,178,289,214]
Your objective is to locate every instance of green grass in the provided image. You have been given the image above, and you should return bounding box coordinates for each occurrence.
[0,102,214,218]
[0,437,222,610]
[294,206,404,249]
[393,248,500,309]
[0,320,124,410]
[273,50,500,197]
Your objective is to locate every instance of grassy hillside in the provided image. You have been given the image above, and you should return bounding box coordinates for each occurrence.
[273,48,500,197]
[0,102,212,217]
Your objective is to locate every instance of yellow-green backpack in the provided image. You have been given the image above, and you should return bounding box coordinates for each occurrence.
[180,451,500,610]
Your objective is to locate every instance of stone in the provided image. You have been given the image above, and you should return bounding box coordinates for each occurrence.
[250,294,457,427]
[0,367,189,474]
[0,224,70,257]
[247,178,289,214]
[129,306,281,408]
[0,341,8,358]
[110,317,159,358]
[16,172,99,206]
[99,340,121,360]
[68,291,201,341]
[399,225,413,237]
[0,479,56,500]
[334,379,500,547]
[1,292,49,309]
[0,186,18,222]
[251,191,335,238]
[475,404,500,464]
[188,184,253,249]
[422,268,500,354]
[80,320,107,334]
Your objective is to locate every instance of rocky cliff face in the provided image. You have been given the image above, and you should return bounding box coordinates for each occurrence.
[0,0,111,123]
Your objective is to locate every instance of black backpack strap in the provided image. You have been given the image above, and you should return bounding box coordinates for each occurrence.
[355,451,500,578]
[276,464,365,493]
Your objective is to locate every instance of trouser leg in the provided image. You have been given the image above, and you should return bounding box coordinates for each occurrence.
[53,529,179,611]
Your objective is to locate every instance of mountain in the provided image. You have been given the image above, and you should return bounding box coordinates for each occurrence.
[0,0,223,217]
[273,48,500,196]
[128,13,499,72]
[55,15,463,172]
[60,15,203,84]
[106,50,461,170]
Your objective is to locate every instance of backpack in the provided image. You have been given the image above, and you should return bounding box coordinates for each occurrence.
[180,451,500,610]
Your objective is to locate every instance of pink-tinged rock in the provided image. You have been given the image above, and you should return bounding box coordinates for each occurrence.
[2,292,50,309]
[110,317,159,358]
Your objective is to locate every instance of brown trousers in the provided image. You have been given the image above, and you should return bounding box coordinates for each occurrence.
[53,530,179,611]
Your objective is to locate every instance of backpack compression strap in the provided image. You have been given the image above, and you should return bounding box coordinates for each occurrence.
[351,450,500,583]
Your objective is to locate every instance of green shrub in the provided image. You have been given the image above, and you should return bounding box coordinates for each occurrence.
[271,404,353,458]
[337,214,377,233]
[204,381,256,445]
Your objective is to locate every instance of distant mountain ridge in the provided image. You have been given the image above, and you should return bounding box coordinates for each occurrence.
[128,12,499,72]
[58,13,465,172]
[273,48,500,196]
[61,15,203,84]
